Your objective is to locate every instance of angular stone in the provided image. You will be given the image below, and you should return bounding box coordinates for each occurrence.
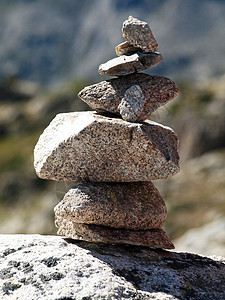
[78,73,179,122]
[118,84,146,122]
[34,111,180,182]
[56,221,174,249]
[115,41,141,56]
[54,182,167,230]
[122,16,158,52]
[98,52,163,76]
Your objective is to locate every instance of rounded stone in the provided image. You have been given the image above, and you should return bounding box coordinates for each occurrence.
[54,182,167,230]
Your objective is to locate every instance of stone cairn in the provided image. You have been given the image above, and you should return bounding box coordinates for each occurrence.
[34,16,180,249]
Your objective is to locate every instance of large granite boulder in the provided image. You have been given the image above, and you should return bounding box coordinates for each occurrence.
[34,111,180,182]
[0,234,224,300]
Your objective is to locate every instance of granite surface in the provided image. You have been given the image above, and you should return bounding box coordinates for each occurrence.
[34,111,180,182]
[78,73,179,122]
[54,182,167,230]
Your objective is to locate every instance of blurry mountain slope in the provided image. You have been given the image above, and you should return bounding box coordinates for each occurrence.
[0,0,225,85]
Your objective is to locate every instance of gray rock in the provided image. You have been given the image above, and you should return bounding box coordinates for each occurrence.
[98,52,163,76]
[78,73,179,122]
[54,182,167,230]
[115,41,141,56]
[118,84,146,122]
[0,234,225,300]
[34,111,180,182]
[122,16,158,52]
[174,218,225,257]
[56,222,174,249]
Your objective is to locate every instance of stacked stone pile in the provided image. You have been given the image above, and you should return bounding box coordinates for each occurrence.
[34,16,179,249]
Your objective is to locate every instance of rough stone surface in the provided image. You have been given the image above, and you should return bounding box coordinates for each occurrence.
[98,52,163,76]
[175,218,225,257]
[118,84,146,122]
[54,182,167,230]
[78,73,179,121]
[56,222,174,249]
[34,111,180,182]
[115,41,141,56]
[0,234,225,300]
[122,16,158,52]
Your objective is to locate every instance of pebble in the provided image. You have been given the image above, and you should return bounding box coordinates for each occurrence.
[115,41,141,56]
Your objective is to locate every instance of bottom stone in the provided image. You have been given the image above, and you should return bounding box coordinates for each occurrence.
[56,220,174,249]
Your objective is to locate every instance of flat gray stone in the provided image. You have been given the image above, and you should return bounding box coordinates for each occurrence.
[56,222,174,249]
[54,182,167,230]
[115,41,141,56]
[98,52,163,76]
[78,73,179,122]
[1,234,224,300]
[34,111,180,182]
[122,16,158,52]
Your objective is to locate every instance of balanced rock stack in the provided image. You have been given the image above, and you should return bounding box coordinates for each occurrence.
[34,16,180,249]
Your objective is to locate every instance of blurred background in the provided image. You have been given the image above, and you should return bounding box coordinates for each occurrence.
[0,0,225,256]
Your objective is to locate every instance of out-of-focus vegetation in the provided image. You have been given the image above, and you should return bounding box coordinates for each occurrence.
[152,76,225,248]
[0,75,225,255]
[0,76,90,234]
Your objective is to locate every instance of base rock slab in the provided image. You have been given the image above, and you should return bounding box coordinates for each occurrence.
[0,234,224,300]
[34,111,180,182]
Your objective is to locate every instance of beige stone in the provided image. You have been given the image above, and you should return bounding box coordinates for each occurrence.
[78,73,179,122]
[122,16,158,52]
[98,52,163,76]
[34,111,180,182]
[54,182,167,230]
[115,41,141,56]
[56,221,174,249]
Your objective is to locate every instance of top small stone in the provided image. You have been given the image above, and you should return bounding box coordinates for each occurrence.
[122,16,158,52]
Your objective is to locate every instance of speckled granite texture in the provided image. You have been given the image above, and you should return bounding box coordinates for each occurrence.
[122,16,159,52]
[0,235,224,300]
[34,111,180,182]
[78,73,179,122]
[54,182,167,230]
